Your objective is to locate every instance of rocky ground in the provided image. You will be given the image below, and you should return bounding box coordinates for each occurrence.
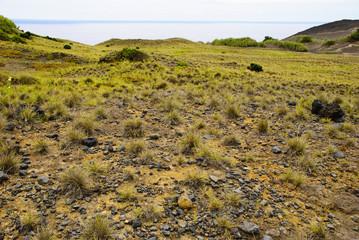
[0,36,359,240]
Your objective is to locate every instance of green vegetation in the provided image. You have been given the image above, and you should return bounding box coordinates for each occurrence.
[247,63,263,72]
[296,35,313,43]
[0,15,17,34]
[264,39,309,52]
[61,168,92,197]
[345,28,359,42]
[212,37,260,47]
[322,39,336,47]
[124,119,144,137]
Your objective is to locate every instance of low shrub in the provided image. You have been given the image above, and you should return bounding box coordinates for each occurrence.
[64,44,72,49]
[322,39,336,47]
[11,75,38,85]
[115,48,149,61]
[212,37,259,47]
[0,15,16,34]
[124,119,143,138]
[177,61,189,67]
[247,63,263,72]
[20,31,32,39]
[345,29,359,42]
[0,30,9,41]
[61,168,92,198]
[264,39,308,52]
[10,36,26,44]
[296,35,313,43]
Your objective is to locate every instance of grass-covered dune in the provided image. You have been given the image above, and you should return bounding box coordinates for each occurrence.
[0,16,359,240]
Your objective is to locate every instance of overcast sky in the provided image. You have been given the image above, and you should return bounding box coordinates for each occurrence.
[1,0,358,22]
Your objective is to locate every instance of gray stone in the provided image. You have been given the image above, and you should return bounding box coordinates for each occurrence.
[149,134,159,140]
[334,151,345,159]
[262,236,273,240]
[272,146,281,154]
[37,176,50,185]
[240,222,260,234]
[210,175,219,183]
[0,171,9,183]
[326,224,335,230]
[132,218,141,229]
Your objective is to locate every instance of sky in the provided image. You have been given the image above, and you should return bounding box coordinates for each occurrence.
[0,0,358,22]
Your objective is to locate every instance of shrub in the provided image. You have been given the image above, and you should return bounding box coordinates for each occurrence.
[179,132,201,155]
[264,39,308,52]
[345,29,359,42]
[61,168,92,198]
[64,44,72,49]
[0,30,9,41]
[263,36,275,41]
[296,35,313,43]
[11,75,38,85]
[322,39,336,47]
[20,31,32,39]
[212,37,259,47]
[82,215,114,240]
[115,48,149,62]
[247,63,263,72]
[10,36,26,44]
[124,119,143,138]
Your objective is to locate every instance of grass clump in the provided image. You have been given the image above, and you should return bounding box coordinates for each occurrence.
[128,140,145,156]
[34,226,55,240]
[118,186,137,200]
[222,134,241,146]
[224,191,242,207]
[257,118,269,133]
[82,215,114,240]
[124,119,143,137]
[67,128,86,144]
[33,138,49,154]
[139,151,155,164]
[216,216,234,231]
[74,115,97,135]
[287,137,307,156]
[322,39,336,47]
[0,152,19,173]
[225,104,240,119]
[94,106,109,120]
[184,171,208,189]
[61,168,92,198]
[310,223,326,239]
[179,132,201,155]
[196,145,234,168]
[20,212,40,233]
[19,106,36,123]
[167,110,182,125]
[135,203,163,222]
[85,160,108,176]
[284,170,306,187]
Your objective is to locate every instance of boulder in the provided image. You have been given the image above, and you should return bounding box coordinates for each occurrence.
[311,100,345,122]
[178,196,193,209]
[240,221,260,234]
[81,138,98,147]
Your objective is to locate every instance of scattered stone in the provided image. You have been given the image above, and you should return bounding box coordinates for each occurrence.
[81,138,98,147]
[334,151,345,159]
[326,224,335,230]
[149,134,159,140]
[262,235,273,240]
[272,146,281,154]
[132,218,142,229]
[0,171,9,184]
[209,175,219,183]
[311,99,345,122]
[240,222,260,235]
[178,196,193,209]
[288,101,297,106]
[37,176,50,186]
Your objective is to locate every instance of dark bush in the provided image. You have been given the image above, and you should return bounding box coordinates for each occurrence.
[0,30,9,41]
[345,29,359,42]
[44,36,57,41]
[177,62,188,67]
[10,36,26,44]
[296,35,313,43]
[20,31,32,39]
[322,40,336,47]
[263,39,309,52]
[64,44,72,49]
[263,36,275,41]
[11,75,38,85]
[247,63,263,72]
[114,48,149,62]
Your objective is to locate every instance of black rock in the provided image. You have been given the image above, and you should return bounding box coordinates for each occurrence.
[81,138,98,147]
[0,171,9,183]
[288,101,297,106]
[132,218,142,229]
[311,99,345,122]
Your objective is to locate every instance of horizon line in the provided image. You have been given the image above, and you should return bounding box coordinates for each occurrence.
[13,19,326,25]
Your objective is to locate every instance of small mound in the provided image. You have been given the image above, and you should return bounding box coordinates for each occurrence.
[99,48,149,63]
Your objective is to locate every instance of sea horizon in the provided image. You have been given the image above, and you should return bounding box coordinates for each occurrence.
[13,19,326,46]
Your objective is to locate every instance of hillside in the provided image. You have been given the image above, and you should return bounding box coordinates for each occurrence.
[286,19,359,40]
[1,16,359,240]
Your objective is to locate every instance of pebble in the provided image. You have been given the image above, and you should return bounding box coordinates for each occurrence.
[334,151,345,159]
[0,171,9,183]
[240,222,260,234]
[178,196,193,209]
[132,218,142,229]
[272,146,281,154]
[37,176,50,185]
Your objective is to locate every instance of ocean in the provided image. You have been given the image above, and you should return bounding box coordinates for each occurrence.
[13,20,323,46]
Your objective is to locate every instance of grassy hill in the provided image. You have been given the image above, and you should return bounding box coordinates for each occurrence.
[0,16,359,240]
